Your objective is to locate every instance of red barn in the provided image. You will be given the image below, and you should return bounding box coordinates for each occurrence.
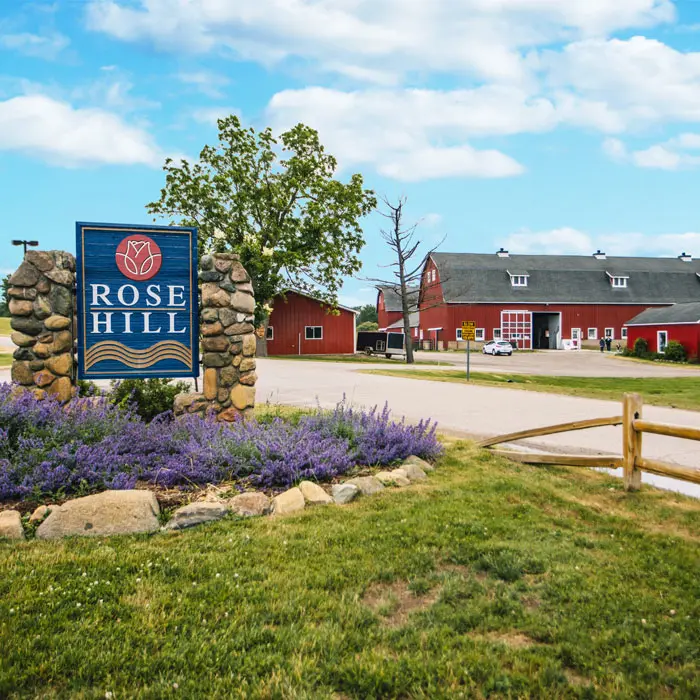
[625,303,700,357]
[377,286,419,331]
[417,249,700,350]
[265,290,357,356]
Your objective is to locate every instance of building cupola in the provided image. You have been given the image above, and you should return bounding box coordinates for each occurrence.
[679,252,693,262]
[496,247,510,258]
[593,250,607,260]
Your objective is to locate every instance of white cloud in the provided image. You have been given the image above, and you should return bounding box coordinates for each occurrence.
[421,213,443,228]
[0,94,165,167]
[0,31,69,60]
[191,106,239,125]
[177,71,230,98]
[505,227,700,257]
[86,0,675,84]
[602,133,700,170]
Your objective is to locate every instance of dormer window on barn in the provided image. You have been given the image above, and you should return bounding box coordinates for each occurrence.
[507,270,529,287]
[606,271,629,288]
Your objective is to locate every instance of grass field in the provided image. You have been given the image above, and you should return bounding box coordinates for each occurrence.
[362,369,700,412]
[0,317,10,335]
[0,354,11,367]
[2,442,699,698]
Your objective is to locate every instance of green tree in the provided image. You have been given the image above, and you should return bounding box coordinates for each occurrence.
[356,304,378,325]
[0,275,10,317]
[357,321,379,332]
[147,115,377,355]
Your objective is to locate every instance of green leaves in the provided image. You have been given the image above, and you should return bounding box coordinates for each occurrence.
[147,115,376,324]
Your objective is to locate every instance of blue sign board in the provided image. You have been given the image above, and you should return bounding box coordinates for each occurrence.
[76,222,199,380]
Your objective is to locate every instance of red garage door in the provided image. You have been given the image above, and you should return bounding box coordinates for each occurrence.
[501,310,532,350]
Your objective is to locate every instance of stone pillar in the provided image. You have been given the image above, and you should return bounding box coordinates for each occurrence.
[174,253,257,421]
[8,251,76,403]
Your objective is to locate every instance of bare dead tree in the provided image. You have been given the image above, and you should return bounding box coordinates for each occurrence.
[364,196,445,364]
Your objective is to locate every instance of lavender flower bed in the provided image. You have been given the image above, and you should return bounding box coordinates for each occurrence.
[0,383,442,501]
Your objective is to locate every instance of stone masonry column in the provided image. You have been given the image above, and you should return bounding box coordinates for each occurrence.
[174,253,257,421]
[8,251,76,403]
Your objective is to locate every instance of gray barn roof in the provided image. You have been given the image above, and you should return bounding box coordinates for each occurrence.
[378,286,420,312]
[430,253,700,305]
[386,312,420,330]
[626,302,700,325]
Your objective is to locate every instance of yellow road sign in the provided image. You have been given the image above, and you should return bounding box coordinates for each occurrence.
[462,321,476,341]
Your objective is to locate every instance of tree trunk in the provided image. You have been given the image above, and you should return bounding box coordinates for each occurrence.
[255,315,270,357]
[398,262,414,365]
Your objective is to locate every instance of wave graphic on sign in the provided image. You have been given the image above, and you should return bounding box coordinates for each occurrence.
[85,340,193,370]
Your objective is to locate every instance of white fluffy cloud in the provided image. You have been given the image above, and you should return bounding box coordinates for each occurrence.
[602,134,700,170]
[86,0,675,83]
[0,31,69,60]
[505,227,700,257]
[0,94,165,167]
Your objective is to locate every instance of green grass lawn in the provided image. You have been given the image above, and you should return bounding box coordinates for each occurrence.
[0,354,11,368]
[362,368,700,412]
[265,353,439,365]
[0,317,11,336]
[2,443,699,698]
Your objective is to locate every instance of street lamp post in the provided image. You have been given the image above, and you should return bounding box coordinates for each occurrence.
[11,240,39,255]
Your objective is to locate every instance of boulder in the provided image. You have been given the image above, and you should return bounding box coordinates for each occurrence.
[229,492,271,517]
[299,481,333,505]
[239,371,257,386]
[332,483,360,504]
[0,510,24,540]
[345,476,385,496]
[45,353,73,377]
[11,316,43,336]
[202,335,229,352]
[230,291,255,314]
[33,369,56,388]
[166,502,229,530]
[404,455,435,472]
[401,463,428,481]
[201,283,230,308]
[224,322,255,336]
[201,308,219,322]
[203,368,218,400]
[389,469,412,486]
[9,261,40,287]
[36,490,160,540]
[203,352,231,368]
[214,257,232,273]
[219,366,238,387]
[8,286,37,300]
[272,487,305,515]
[51,331,73,354]
[8,299,33,316]
[230,384,255,410]
[49,285,72,317]
[29,504,55,523]
[25,250,54,272]
[199,270,223,283]
[201,321,224,337]
[11,361,34,385]
[229,261,249,283]
[375,471,411,487]
[239,357,256,372]
[10,331,36,347]
[44,268,74,286]
[242,334,257,357]
[33,295,51,320]
[44,314,71,331]
[199,254,213,271]
[46,376,73,403]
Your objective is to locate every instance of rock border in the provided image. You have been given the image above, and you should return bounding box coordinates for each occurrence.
[0,456,435,541]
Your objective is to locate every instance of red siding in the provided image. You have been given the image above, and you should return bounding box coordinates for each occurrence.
[266,291,356,356]
[377,290,403,330]
[626,323,700,357]
[419,301,671,349]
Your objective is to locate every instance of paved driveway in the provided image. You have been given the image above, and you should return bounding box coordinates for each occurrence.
[257,358,700,498]
[414,349,700,377]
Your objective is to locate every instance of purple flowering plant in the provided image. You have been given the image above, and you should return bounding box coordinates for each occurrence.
[0,383,442,501]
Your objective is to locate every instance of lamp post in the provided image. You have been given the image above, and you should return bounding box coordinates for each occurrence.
[11,239,39,255]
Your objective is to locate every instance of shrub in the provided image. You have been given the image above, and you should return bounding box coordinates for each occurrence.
[664,341,686,363]
[0,385,442,501]
[109,378,191,422]
[357,321,379,332]
[633,337,649,358]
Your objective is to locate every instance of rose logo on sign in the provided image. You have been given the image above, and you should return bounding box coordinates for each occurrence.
[115,235,162,281]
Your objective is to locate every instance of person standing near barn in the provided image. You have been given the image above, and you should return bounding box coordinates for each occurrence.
[605,336,612,352]
[599,338,605,353]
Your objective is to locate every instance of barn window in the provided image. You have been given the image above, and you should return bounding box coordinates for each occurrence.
[588,328,598,340]
[621,328,628,339]
[493,328,502,339]
[475,328,485,341]
[305,326,323,340]
[266,326,274,340]
[456,328,463,341]
[612,277,627,288]
[508,270,529,287]
[605,328,614,339]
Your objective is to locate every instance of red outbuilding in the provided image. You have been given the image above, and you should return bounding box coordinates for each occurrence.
[625,303,700,358]
[265,290,357,356]
[416,249,700,351]
[377,286,419,331]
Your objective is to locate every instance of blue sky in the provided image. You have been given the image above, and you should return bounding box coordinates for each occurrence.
[3,0,700,307]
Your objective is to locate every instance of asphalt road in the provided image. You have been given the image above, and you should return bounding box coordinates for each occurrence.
[256,357,700,498]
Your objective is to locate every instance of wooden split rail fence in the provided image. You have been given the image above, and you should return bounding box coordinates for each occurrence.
[478,393,700,490]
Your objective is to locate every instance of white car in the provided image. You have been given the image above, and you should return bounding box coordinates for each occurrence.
[482,340,514,356]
